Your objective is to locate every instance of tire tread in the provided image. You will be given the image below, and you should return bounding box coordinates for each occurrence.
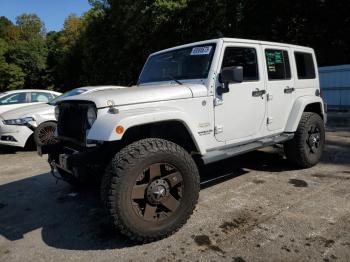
[100,138,199,243]
[284,112,324,168]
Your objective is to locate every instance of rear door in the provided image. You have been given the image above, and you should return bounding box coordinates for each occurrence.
[30,92,55,103]
[262,46,295,132]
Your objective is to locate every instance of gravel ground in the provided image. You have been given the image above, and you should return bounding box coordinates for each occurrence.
[0,126,349,262]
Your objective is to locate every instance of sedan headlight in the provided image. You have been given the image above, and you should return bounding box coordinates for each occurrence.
[3,117,35,126]
[54,106,60,120]
[87,106,97,127]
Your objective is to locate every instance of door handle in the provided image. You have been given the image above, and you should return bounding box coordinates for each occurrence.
[284,86,295,94]
[252,89,266,97]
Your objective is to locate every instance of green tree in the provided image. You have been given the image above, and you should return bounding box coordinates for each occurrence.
[16,13,45,41]
[2,0,347,92]
[45,14,87,90]
[7,14,48,89]
[0,18,24,91]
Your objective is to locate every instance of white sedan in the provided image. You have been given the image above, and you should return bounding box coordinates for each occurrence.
[0,86,124,148]
[0,89,61,115]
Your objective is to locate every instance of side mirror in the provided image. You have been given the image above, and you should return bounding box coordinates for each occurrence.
[220,66,243,84]
[217,66,243,95]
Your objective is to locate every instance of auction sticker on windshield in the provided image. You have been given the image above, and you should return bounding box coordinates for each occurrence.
[191,46,212,55]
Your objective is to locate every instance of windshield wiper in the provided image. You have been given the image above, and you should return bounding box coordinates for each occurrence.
[167,74,183,85]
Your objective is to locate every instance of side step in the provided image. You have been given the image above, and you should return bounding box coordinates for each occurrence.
[202,133,294,164]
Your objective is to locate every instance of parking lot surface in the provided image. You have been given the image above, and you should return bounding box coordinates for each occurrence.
[0,127,349,262]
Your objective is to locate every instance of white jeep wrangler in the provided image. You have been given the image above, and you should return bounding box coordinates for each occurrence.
[39,38,326,242]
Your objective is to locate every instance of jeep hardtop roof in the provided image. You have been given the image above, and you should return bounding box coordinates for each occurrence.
[151,38,314,56]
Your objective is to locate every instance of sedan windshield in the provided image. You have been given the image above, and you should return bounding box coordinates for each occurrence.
[138,44,216,84]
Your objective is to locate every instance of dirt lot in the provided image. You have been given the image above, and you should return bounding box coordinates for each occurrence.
[0,126,349,262]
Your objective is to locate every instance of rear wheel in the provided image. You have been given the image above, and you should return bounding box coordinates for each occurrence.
[101,138,200,242]
[284,112,325,168]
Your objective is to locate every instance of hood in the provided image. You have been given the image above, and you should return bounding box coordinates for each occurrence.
[1,103,52,120]
[58,84,208,108]
[74,85,127,93]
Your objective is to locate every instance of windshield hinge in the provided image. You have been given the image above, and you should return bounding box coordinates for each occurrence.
[214,125,224,134]
[267,117,274,124]
[214,98,223,106]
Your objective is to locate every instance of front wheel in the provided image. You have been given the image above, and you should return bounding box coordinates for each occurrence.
[34,121,57,146]
[284,112,325,168]
[101,138,200,242]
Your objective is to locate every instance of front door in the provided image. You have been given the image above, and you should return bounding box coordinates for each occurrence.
[214,43,266,143]
[0,92,30,115]
[262,47,295,132]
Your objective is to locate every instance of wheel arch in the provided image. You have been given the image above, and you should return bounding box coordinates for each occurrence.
[120,120,201,154]
[87,108,206,154]
[24,133,36,149]
[37,120,57,126]
[304,103,324,119]
[285,96,325,132]
[34,120,57,134]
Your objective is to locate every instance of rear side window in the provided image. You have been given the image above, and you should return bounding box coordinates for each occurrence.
[31,92,54,102]
[294,52,316,79]
[265,49,291,80]
[221,47,259,81]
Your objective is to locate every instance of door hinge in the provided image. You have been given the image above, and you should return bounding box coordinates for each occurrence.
[214,125,224,134]
[214,98,223,106]
[267,93,273,101]
[267,117,274,124]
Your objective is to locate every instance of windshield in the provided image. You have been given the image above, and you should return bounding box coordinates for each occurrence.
[48,89,87,105]
[138,43,216,84]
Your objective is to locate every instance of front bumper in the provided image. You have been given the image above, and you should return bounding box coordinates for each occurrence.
[38,142,102,175]
[0,122,33,147]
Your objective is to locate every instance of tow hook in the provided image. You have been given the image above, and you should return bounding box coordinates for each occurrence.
[48,159,62,184]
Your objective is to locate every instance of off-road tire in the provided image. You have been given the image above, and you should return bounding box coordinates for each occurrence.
[34,121,57,146]
[284,112,325,168]
[100,138,200,242]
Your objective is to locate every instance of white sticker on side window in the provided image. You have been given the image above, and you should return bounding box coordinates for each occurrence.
[190,46,212,56]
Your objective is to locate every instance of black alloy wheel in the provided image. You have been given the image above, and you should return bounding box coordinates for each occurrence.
[131,163,183,222]
[101,138,200,242]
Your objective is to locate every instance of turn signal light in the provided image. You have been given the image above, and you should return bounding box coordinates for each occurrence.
[116,125,124,134]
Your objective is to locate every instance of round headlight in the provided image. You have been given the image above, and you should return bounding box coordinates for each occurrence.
[87,107,97,127]
[54,106,60,120]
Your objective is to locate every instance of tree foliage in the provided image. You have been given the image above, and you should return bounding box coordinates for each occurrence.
[0,0,350,92]
[0,14,48,91]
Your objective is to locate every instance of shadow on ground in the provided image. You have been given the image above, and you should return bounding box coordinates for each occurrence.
[0,149,300,251]
[0,127,349,251]
[0,145,35,154]
[0,173,133,250]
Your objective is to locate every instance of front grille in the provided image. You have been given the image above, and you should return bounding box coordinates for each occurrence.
[57,102,93,144]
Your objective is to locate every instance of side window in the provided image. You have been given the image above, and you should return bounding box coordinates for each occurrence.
[221,47,259,81]
[294,52,316,79]
[0,93,27,105]
[31,92,53,103]
[265,49,291,80]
